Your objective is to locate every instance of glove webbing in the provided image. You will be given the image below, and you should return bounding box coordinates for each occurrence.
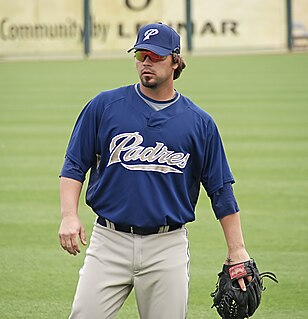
[259,271,278,290]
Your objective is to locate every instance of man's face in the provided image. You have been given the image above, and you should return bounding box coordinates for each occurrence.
[135,50,178,89]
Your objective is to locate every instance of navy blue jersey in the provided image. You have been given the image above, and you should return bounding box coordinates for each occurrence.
[61,84,235,227]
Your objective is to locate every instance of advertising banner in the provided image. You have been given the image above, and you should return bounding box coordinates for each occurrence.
[292,0,308,47]
[192,0,286,51]
[0,0,83,57]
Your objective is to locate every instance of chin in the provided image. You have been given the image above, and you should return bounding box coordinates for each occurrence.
[141,78,157,88]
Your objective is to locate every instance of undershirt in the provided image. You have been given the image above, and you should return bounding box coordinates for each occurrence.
[134,83,180,111]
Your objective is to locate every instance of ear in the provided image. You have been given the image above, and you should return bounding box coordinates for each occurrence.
[171,53,179,70]
[172,64,179,71]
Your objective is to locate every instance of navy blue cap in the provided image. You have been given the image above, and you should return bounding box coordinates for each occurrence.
[128,23,181,56]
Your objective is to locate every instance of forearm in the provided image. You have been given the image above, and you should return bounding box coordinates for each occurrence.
[219,212,250,264]
[60,177,83,218]
[59,177,86,255]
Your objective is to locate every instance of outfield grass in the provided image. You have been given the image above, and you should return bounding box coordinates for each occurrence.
[0,53,307,318]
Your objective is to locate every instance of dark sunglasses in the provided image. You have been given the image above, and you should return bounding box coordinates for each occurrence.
[135,50,168,63]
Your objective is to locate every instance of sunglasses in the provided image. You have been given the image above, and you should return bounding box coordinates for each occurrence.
[135,50,168,63]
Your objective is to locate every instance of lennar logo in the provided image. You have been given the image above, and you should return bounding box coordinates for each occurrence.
[107,132,190,174]
[143,28,159,41]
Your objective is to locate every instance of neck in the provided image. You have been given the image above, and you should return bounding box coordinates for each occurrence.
[139,82,175,101]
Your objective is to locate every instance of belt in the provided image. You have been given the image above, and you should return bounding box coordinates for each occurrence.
[97,216,183,236]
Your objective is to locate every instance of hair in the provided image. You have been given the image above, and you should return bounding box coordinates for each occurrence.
[172,53,186,80]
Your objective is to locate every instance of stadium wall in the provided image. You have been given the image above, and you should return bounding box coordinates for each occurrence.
[0,0,307,59]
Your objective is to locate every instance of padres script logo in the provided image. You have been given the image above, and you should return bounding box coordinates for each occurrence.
[107,132,190,174]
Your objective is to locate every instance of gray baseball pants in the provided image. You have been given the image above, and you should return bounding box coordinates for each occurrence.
[69,222,190,319]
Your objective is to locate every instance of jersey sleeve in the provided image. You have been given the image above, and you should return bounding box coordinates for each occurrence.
[60,98,101,181]
[209,182,239,219]
[201,118,235,196]
[60,156,86,183]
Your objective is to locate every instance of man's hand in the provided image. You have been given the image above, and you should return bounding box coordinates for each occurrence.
[58,215,87,256]
[225,249,251,291]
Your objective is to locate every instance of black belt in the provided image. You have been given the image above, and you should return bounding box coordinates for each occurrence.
[97,216,183,236]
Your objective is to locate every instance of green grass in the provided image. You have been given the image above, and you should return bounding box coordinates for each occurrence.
[0,52,308,318]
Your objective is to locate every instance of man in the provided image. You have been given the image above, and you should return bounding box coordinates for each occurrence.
[58,22,250,319]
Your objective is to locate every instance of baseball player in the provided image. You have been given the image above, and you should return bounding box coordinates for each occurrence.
[58,22,250,319]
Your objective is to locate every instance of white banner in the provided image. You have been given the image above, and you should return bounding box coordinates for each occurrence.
[292,0,308,47]
[1,0,305,57]
[192,0,286,51]
[89,1,185,54]
[0,0,83,56]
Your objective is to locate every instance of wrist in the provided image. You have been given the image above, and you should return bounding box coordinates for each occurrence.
[61,210,79,219]
[225,246,250,265]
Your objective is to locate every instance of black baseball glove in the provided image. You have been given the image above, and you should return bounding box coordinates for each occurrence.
[210,259,278,319]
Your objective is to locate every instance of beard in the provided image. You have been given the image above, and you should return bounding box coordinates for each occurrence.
[140,75,158,88]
